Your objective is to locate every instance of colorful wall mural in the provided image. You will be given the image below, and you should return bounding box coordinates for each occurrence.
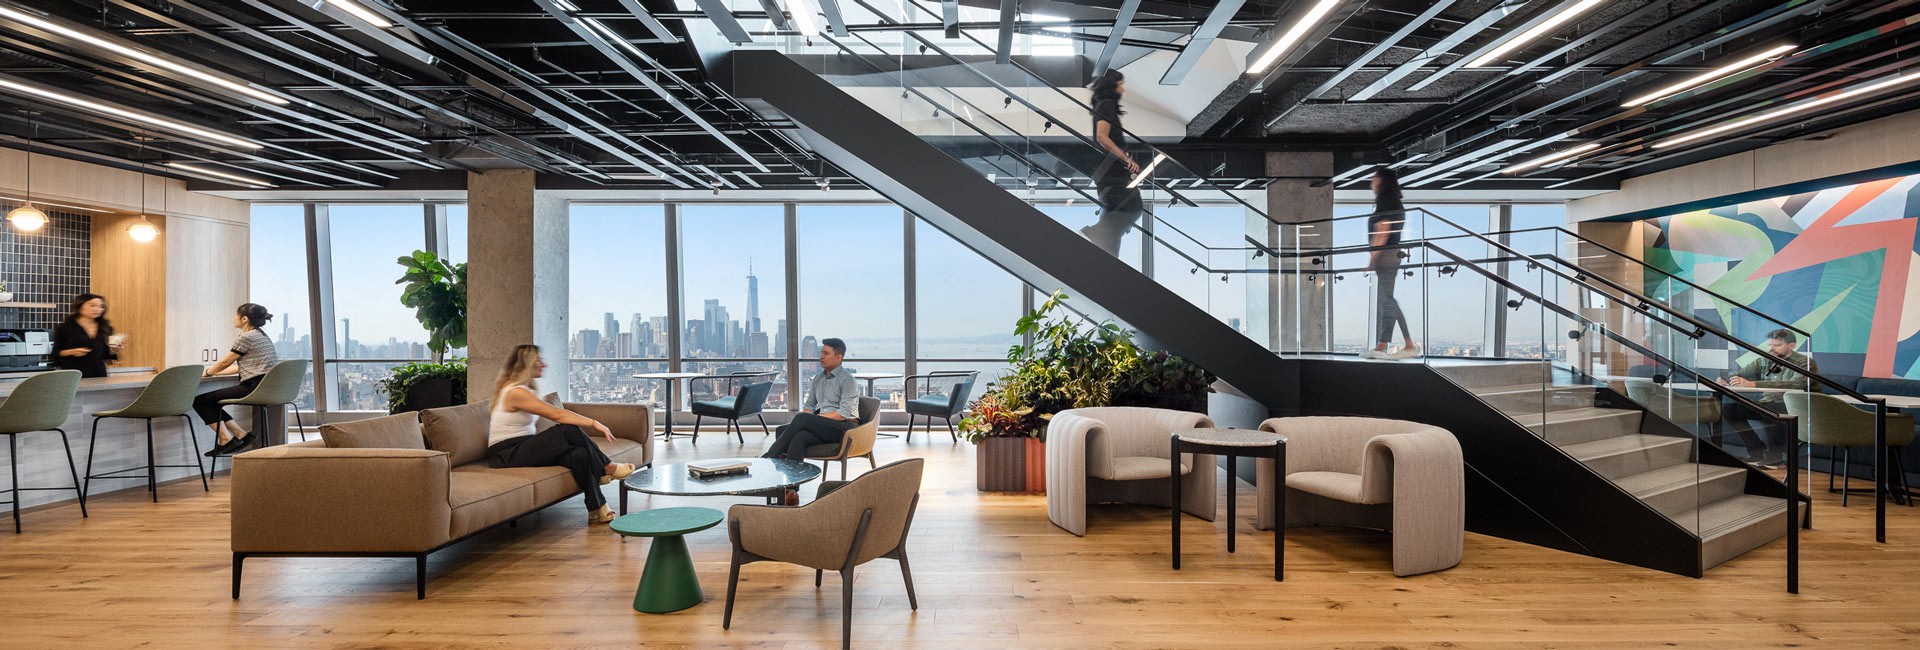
[1643,173,1920,379]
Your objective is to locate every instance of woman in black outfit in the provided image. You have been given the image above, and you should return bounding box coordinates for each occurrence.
[53,293,122,378]
[1079,69,1144,256]
[1361,167,1420,360]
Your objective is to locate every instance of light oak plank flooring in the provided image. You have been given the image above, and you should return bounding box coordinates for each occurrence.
[2,430,1917,649]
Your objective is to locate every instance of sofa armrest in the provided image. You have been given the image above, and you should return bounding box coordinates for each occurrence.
[566,402,653,466]
[230,446,452,553]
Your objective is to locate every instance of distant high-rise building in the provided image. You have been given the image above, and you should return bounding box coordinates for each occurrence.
[629,313,644,353]
[604,312,619,341]
[801,335,819,359]
[746,259,760,334]
[575,329,601,359]
[774,319,788,357]
[748,332,769,358]
[650,316,668,353]
[685,319,705,354]
[614,332,633,358]
[341,318,352,358]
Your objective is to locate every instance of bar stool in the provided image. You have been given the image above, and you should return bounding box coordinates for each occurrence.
[0,370,84,533]
[209,360,310,472]
[84,365,208,502]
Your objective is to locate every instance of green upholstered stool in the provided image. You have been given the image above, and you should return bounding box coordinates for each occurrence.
[0,370,84,533]
[209,360,310,472]
[84,365,207,502]
[611,506,724,613]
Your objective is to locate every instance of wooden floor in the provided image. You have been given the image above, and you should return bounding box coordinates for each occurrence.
[4,431,1918,649]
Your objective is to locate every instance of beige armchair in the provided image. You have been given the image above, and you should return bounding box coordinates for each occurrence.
[723,458,923,650]
[1254,416,1463,576]
[1045,407,1217,536]
[805,397,880,479]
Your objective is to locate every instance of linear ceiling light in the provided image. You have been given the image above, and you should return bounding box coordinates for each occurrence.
[1499,142,1600,174]
[1622,44,1797,107]
[324,0,393,28]
[165,162,276,187]
[1655,71,1920,149]
[1468,0,1604,68]
[1127,153,1167,188]
[0,77,261,149]
[1246,0,1340,75]
[0,6,288,106]
[786,0,821,37]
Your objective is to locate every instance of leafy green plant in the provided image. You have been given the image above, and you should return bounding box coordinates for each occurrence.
[396,250,467,361]
[378,359,468,414]
[958,291,1214,443]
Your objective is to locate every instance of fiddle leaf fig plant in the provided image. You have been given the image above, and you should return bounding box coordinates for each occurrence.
[396,250,467,361]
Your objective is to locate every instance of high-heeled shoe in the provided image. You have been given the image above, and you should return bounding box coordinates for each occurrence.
[588,505,617,524]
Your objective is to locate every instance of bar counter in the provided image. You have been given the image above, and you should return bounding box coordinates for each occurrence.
[3,368,256,513]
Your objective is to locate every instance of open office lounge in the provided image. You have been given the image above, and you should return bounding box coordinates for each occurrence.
[3,0,1920,647]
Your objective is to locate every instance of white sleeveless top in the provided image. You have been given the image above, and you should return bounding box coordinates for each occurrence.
[487,385,539,447]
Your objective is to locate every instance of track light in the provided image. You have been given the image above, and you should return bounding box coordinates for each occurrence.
[1498,142,1600,174]
[1246,0,1340,76]
[324,0,393,28]
[1653,70,1920,149]
[164,162,276,188]
[1622,44,1796,107]
[1468,0,1605,68]
[0,6,288,106]
[0,76,260,149]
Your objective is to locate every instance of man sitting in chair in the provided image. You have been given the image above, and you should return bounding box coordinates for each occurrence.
[763,338,861,465]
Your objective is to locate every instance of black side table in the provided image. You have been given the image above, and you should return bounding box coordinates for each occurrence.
[1171,427,1286,581]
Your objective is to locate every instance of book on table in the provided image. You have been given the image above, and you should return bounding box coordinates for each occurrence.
[688,461,751,478]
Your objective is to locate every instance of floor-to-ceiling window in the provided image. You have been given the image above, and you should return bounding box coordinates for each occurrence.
[566,204,669,403]
[325,205,434,410]
[678,204,788,406]
[246,204,315,409]
[798,205,906,408]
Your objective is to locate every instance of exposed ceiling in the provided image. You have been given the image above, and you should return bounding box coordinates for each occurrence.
[0,0,1914,195]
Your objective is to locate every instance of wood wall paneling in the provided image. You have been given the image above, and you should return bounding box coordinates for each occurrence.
[90,212,167,370]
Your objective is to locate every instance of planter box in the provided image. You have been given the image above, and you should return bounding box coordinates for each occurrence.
[976,436,1046,492]
[396,377,460,414]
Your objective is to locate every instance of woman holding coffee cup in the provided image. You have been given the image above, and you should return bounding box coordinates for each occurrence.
[53,293,123,378]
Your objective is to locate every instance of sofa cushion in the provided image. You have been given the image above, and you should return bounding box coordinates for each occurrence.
[448,471,537,539]
[320,412,426,450]
[1288,471,1372,504]
[1099,456,1188,481]
[596,437,646,465]
[456,464,577,507]
[421,401,493,467]
[1858,377,1920,398]
[535,392,565,431]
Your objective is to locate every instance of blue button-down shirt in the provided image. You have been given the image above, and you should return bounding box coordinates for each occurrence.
[803,365,860,420]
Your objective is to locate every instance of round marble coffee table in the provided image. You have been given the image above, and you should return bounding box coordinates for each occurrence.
[618,457,823,514]
[1170,427,1287,581]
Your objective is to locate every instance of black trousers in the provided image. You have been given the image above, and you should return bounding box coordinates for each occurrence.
[1083,181,1145,256]
[1375,266,1411,345]
[763,412,858,461]
[194,376,262,426]
[1723,401,1787,456]
[486,424,613,510]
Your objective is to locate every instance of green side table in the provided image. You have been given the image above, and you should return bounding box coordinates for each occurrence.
[612,506,725,613]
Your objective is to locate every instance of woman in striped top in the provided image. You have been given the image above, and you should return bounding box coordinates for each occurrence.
[200,303,280,456]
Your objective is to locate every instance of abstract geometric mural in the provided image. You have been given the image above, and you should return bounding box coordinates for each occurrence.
[1643,173,1920,379]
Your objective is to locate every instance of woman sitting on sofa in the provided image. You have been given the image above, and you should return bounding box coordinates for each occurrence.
[487,344,636,524]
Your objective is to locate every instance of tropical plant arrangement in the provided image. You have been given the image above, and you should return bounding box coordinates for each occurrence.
[958,291,1215,444]
[396,250,467,362]
[379,358,469,414]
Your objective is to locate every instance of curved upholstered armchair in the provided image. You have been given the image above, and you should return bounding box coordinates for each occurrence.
[724,457,923,650]
[1045,407,1216,536]
[805,397,881,479]
[1255,416,1463,577]
[1784,391,1915,506]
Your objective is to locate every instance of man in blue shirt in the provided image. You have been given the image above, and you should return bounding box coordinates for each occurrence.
[763,338,862,462]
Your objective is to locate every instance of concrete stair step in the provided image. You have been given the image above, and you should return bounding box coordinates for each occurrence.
[1613,463,1749,518]
[1562,434,1694,480]
[1681,494,1790,570]
[1516,407,1644,446]
[1473,383,1600,413]
[1433,361,1554,388]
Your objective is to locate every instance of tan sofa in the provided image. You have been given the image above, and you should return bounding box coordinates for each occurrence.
[229,399,651,599]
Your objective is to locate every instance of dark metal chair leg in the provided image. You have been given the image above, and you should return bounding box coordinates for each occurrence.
[689,415,702,443]
[840,568,855,650]
[56,429,85,518]
[232,553,244,599]
[292,404,306,442]
[757,414,772,436]
[724,557,742,629]
[416,554,427,599]
[815,568,822,587]
[733,418,744,444]
[904,414,915,443]
[83,417,100,501]
[9,435,19,533]
[1842,447,1852,508]
[183,417,209,491]
[944,417,957,443]
[145,418,158,502]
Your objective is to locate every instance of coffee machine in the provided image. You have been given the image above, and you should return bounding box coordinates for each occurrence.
[0,329,53,371]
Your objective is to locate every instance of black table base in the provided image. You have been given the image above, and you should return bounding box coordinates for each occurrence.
[1171,435,1285,581]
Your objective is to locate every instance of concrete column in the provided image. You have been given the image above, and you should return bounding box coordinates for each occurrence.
[466,170,570,401]
[1262,152,1334,353]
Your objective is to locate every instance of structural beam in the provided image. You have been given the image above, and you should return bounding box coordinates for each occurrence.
[1349,0,1530,101]
[618,0,685,42]
[691,0,757,43]
[1091,0,1141,78]
[943,0,960,37]
[819,0,852,36]
[1159,0,1245,84]
[997,0,1017,64]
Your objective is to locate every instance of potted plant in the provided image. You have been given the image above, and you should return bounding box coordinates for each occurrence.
[385,250,468,413]
[380,358,469,414]
[959,292,1215,492]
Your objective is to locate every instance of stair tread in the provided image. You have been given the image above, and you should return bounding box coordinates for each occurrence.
[1515,407,1641,427]
[1614,463,1747,498]
[1473,383,1599,396]
[1562,434,1691,460]
[1676,494,1788,537]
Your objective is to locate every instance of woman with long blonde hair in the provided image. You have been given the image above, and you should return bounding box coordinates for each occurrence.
[486,344,635,524]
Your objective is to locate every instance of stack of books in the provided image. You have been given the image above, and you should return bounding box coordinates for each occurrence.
[687,461,751,478]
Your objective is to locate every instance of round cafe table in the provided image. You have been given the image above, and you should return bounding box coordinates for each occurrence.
[851,372,903,438]
[611,506,725,613]
[633,372,705,441]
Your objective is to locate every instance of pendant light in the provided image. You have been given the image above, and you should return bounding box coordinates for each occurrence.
[8,120,46,232]
[127,138,159,242]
